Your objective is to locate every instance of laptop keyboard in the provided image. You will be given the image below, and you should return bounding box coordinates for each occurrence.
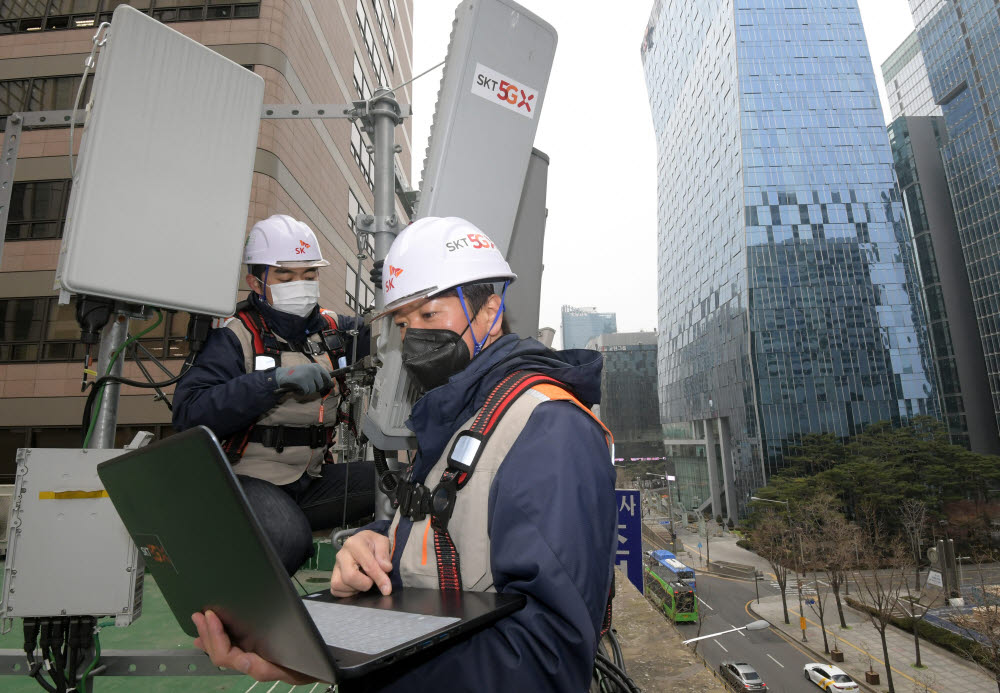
[302,599,461,655]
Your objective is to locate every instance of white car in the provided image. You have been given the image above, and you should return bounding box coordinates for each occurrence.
[804,663,859,691]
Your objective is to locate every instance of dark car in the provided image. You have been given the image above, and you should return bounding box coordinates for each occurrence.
[719,660,768,691]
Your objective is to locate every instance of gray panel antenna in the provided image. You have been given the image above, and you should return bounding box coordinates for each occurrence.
[1,448,143,626]
[363,0,556,454]
[55,5,264,317]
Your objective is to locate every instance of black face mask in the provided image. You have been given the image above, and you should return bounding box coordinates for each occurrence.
[401,326,471,392]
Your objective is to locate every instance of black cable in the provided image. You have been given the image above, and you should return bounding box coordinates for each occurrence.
[594,656,637,693]
[24,618,56,693]
[595,651,641,693]
[80,357,193,445]
[609,627,626,670]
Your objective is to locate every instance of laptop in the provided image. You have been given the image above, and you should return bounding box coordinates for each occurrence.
[96,426,525,683]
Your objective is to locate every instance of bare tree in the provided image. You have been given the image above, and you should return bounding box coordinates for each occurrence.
[751,508,795,624]
[800,493,841,654]
[826,513,860,629]
[948,548,1000,693]
[853,504,909,693]
[900,499,929,600]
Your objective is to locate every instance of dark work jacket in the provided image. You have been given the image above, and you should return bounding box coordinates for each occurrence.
[172,292,368,438]
[353,334,617,693]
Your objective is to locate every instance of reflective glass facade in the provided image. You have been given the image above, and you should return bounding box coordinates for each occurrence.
[587,333,664,462]
[561,305,617,349]
[643,0,938,512]
[882,31,943,120]
[909,0,1000,430]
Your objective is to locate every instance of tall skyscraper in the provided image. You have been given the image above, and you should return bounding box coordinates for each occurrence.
[0,0,412,482]
[883,31,943,121]
[643,0,938,517]
[560,305,616,350]
[908,0,1000,434]
[584,332,663,463]
[882,31,1000,453]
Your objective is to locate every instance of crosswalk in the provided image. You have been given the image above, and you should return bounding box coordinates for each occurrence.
[768,580,818,596]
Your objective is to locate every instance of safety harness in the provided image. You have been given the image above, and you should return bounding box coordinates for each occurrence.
[221,301,348,462]
[392,370,616,631]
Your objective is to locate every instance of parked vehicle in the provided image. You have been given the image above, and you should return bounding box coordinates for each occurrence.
[718,661,768,691]
[804,663,860,691]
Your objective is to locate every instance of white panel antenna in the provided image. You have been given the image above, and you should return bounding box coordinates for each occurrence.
[363,0,556,452]
[55,4,264,317]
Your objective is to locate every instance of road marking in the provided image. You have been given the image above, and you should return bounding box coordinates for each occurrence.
[698,596,714,611]
[715,640,728,652]
[766,654,784,668]
[729,622,747,637]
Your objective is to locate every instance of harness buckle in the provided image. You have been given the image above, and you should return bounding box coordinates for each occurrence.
[321,328,345,355]
[430,473,460,533]
[308,425,330,449]
[273,425,285,453]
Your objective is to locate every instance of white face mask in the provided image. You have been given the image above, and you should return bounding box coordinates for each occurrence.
[268,280,320,317]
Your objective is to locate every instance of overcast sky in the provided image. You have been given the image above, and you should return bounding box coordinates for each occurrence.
[410,1,917,348]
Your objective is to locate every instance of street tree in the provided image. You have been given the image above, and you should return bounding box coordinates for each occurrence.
[750,507,795,624]
[898,499,937,668]
[948,548,1000,693]
[853,504,909,693]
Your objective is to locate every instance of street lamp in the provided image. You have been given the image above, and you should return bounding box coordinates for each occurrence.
[646,472,677,552]
[682,620,770,645]
[750,496,807,642]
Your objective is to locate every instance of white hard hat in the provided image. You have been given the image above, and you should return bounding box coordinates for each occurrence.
[380,217,516,315]
[243,214,330,268]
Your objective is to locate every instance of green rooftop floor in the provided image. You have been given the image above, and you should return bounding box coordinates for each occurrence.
[0,541,338,693]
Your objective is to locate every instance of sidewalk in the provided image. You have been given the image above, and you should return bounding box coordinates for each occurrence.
[663,527,998,692]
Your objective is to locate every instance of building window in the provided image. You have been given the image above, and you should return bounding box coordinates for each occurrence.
[356,0,389,85]
[0,296,189,363]
[345,264,374,313]
[350,121,373,190]
[0,424,175,482]
[5,179,72,241]
[0,1,259,34]
[347,188,374,256]
[370,0,394,71]
[353,54,371,100]
[0,74,93,130]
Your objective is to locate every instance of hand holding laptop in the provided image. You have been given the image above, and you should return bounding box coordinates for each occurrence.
[330,530,394,597]
[192,609,316,685]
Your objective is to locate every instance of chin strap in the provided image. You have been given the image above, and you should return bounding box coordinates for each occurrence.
[457,281,510,357]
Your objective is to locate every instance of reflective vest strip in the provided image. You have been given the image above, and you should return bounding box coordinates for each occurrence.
[530,383,614,447]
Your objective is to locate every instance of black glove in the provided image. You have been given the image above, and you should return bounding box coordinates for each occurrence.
[370,259,384,288]
[274,363,332,395]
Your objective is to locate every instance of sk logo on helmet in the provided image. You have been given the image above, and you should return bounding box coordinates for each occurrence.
[295,239,311,255]
[386,265,404,290]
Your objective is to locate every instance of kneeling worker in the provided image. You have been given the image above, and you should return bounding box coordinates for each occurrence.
[173,214,375,575]
[193,217,618,692]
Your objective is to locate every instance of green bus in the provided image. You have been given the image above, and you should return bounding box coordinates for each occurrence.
[644,553,698,623]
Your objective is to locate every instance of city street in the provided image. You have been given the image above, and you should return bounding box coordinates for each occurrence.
[644,521,826,692]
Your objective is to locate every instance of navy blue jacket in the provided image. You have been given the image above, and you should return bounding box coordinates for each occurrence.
[172,292,367,437]
[356,334,617,693]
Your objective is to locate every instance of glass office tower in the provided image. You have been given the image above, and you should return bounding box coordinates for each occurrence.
[909,0,1000,432]
[642,0,938,512]
[561,305,617,349]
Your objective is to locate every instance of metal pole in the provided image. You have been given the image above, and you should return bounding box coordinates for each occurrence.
[667,479,676,553]
[369,88,402,311]
[89,308,130,449]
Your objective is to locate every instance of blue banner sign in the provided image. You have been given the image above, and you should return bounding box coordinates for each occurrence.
[615,489,643,594]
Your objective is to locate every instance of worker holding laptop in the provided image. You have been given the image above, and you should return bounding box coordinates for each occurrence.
[193,217,618,691]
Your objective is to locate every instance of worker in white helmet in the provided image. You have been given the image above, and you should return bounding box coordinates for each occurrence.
[193,217,618,692]
[173,214,375,575]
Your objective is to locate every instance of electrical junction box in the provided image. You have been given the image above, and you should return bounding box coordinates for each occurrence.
[55,4,264,317]
[1,448,142,630]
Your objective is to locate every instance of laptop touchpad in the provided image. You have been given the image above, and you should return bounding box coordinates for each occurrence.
[302,600,460,655]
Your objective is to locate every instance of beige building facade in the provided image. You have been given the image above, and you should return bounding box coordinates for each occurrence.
[0,0,413,479]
